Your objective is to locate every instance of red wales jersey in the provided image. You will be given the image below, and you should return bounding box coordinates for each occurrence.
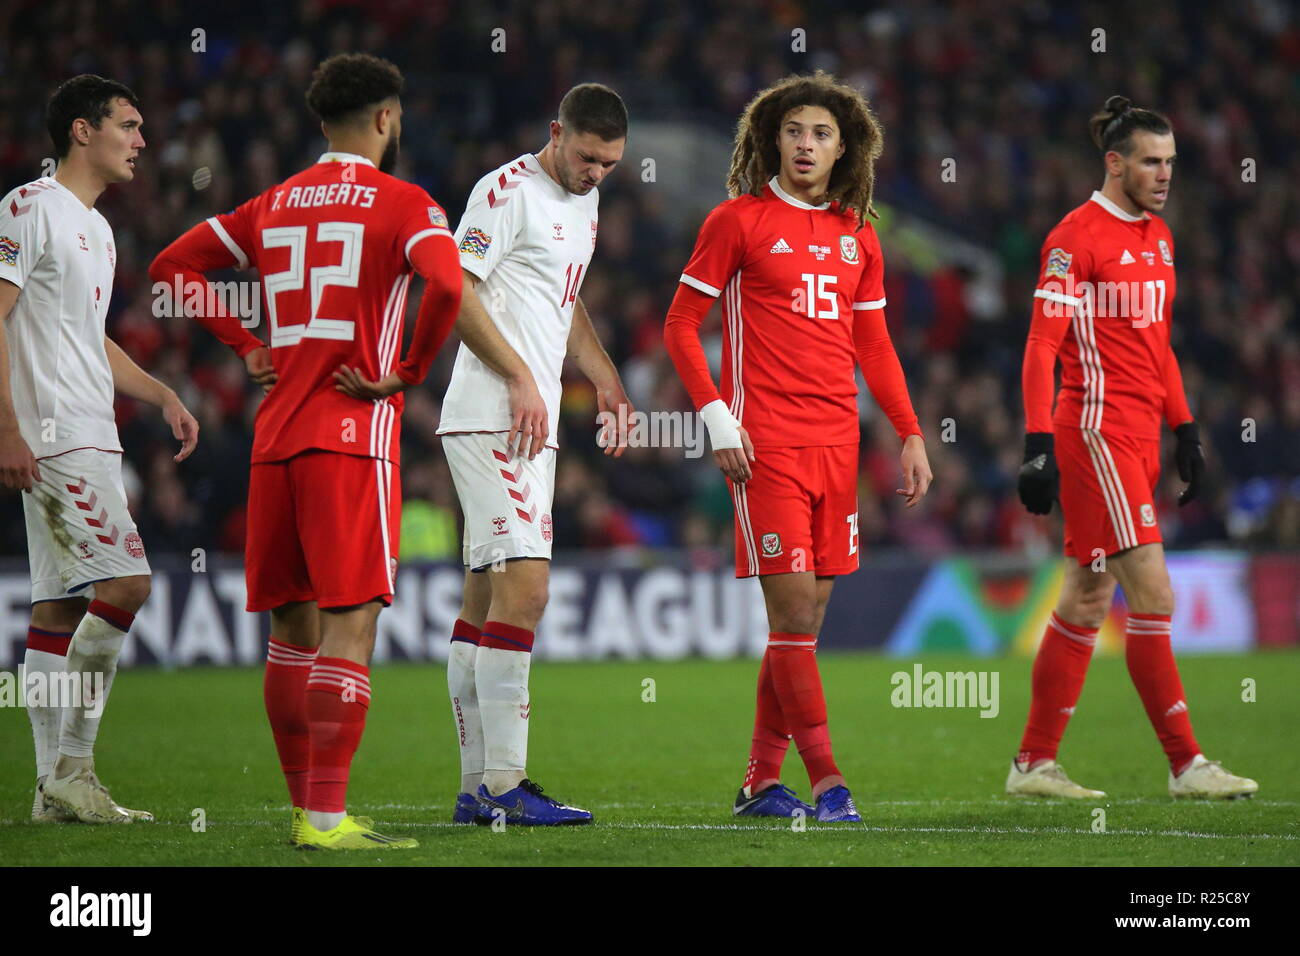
[205,152,455,464]
[1032,191,1179,439]
[679,178,886,447]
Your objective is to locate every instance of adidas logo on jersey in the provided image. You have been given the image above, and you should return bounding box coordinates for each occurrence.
[769,238,793,254]
[1120,249,1135,264]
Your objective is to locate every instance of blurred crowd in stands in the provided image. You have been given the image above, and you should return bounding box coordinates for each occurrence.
[2,0,1297,563]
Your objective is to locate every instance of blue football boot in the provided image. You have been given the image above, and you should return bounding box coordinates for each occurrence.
[474,779,593,826]
[452,791,487,824]
[733,783,816,818]
[814,784,862,822]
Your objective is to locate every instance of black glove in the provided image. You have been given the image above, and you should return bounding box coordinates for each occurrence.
[1174,421,1205,506]
[1017,432,1058,515]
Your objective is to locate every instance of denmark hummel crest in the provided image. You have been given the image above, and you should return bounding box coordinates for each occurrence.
[1045,247,1072,279]
[769,238,793,254]
[1120,249,1135,264]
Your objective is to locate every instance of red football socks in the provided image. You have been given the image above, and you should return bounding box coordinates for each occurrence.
[766,633,840,788]
[263,638,318,807]
[1017,613,1097,767]
[743,649,790,793]
[305,656,371,813]
[1125,613,1200,773]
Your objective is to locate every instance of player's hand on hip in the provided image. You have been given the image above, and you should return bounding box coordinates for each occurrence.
[1173,421,1205,506]
[595,383,635,458]
[714,426,755,483]
[0,425,40,491]
[1017,432,1058,515]
[506,371,548,461]
[897,434,932,508]
[243,346,277,394]
[163,394,200,463]
[333,365,406,401]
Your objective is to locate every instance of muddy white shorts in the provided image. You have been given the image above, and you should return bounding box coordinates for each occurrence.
[22,448,150,603]
[442,432,556,571]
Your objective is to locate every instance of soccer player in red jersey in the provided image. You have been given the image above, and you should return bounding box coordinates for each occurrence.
[149,54,468,848]
[665,73,932,822]
[1008,96,1257,800]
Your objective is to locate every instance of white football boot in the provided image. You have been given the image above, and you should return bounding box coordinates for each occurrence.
[1006,759,1106,799]
[1169,755,1258,800]
[32,777,78,823]
[43,767,153,823]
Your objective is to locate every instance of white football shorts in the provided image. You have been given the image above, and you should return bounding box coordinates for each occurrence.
[442,432,556,571]
[22,448,150,603]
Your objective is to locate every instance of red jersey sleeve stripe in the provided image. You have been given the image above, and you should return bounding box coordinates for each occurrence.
[404,227,454,264]
[204,217,249,270]
[680,272,722,297]
[852,298,887,310]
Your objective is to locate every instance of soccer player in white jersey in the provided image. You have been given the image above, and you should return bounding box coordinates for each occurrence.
[0,75,198,823]
[439,84,632,825]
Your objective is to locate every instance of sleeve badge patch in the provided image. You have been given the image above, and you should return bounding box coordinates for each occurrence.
[0,236,19,266]
[428,207,448,229]
[1045,247,1073,279]
[459,227,492,260]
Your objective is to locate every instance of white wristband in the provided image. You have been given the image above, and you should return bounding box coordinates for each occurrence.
[700,399,742,451]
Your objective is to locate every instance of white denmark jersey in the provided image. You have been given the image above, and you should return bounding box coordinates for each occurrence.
[438,153,599,446]
[0,177,120,458]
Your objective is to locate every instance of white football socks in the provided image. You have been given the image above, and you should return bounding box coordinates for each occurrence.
[448,640,484,795]
[56,611,127,762]
[24,644,68,779]
[308,810,345,831]
[476,645,531,796]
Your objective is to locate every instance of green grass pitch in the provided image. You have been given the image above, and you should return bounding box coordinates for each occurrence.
[2,651,1297,866]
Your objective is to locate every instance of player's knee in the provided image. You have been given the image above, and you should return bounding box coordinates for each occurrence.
[769,600,818,635]
[1134,583,1175,617]
[101,574,151,613]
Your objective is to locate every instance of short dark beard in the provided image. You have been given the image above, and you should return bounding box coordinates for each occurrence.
[379,132,399,174]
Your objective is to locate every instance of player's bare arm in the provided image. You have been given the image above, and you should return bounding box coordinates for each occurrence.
[569,296,634,457]
[104,336,198,462]
[0,279,40,490]
[452,269,548,460]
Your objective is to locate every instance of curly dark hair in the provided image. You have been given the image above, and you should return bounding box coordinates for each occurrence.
[46,74,140,158]
[1089,95,1172,155]
[726,71,884,227]
[305,53,404,125]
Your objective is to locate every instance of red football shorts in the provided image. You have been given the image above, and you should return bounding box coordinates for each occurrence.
[1057,426,1162,566]
[245,450,400,611]
[730,443,860,578]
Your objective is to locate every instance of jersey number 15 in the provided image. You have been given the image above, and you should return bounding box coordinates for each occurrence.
[800,273,838,320]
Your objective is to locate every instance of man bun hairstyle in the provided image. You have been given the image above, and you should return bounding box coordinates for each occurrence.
[558,83,628,141]
[1089,95,1172,156]
[306,53,404,125]
[46,74,140,158]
